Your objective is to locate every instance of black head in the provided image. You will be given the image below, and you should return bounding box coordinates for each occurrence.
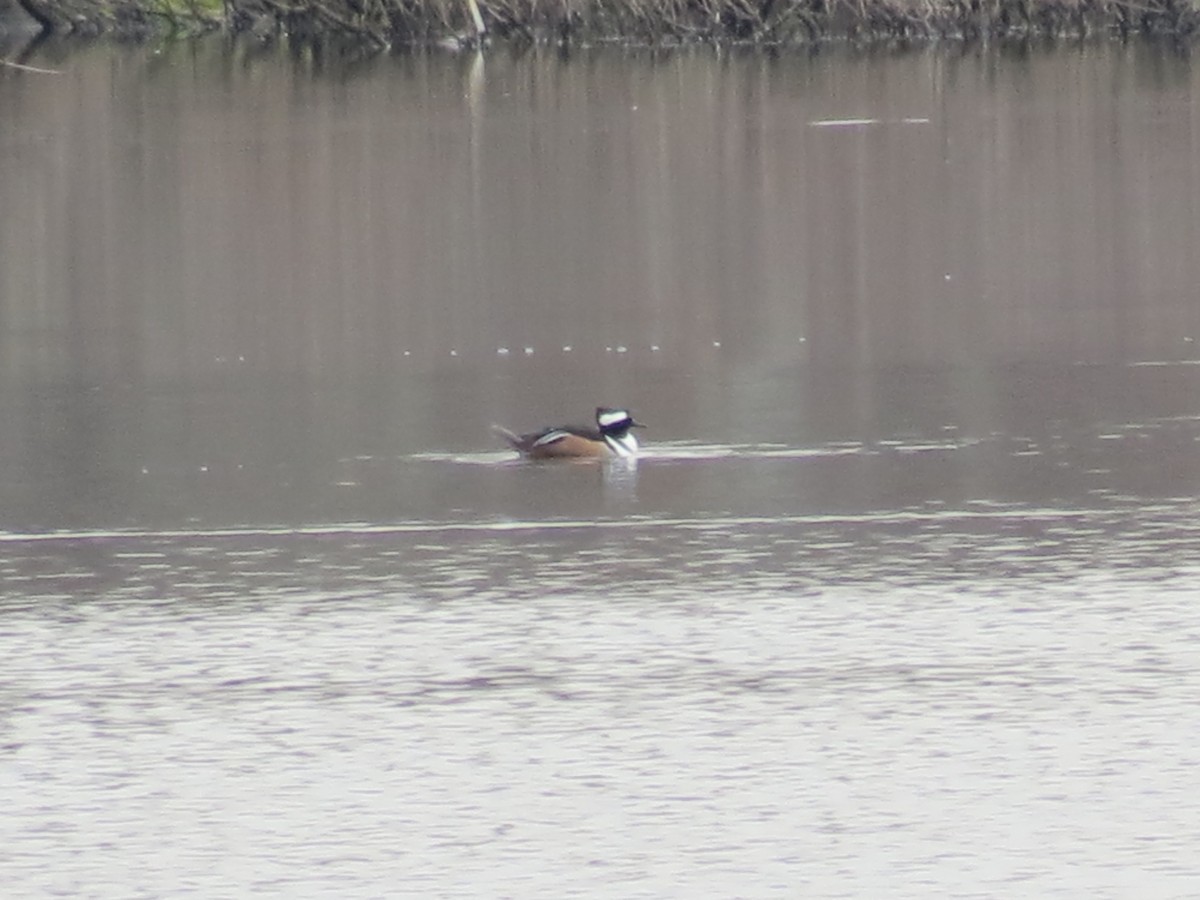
[595,407,644,434]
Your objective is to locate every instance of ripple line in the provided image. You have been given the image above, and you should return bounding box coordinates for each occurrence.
[0,506,1121,546]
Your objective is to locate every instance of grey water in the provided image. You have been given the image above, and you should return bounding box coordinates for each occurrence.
[2,39,1200,897]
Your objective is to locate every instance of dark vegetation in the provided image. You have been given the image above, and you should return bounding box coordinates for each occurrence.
[7,0,1200,47]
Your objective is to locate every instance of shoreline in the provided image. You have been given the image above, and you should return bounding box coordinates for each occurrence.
[3,0,1198,49]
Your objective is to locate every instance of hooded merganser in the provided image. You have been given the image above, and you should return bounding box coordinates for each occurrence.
[493,407,645,459]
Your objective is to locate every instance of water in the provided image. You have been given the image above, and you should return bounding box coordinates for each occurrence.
[3,39,1200,897]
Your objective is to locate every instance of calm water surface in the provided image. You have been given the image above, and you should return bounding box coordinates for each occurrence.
[2,39,1200,897]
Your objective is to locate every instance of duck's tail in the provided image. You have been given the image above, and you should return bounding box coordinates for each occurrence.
[491,423,522,450]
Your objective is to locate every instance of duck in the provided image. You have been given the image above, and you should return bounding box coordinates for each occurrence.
[493,407,645,459]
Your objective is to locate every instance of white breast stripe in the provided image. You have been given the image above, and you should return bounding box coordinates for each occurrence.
[532,430,569,447]
[605,432,639,457]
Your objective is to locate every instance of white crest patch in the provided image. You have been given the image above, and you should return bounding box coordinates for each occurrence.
[597,409,631,428]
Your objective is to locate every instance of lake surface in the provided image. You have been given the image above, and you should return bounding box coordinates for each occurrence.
[2,38,1200,897]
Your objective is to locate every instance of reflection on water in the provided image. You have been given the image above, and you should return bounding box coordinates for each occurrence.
[3,39,1200,899]
[3,42,1200,390]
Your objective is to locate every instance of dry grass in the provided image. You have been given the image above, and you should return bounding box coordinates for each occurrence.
[14,0,1200,44]
[14,0,224,35]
